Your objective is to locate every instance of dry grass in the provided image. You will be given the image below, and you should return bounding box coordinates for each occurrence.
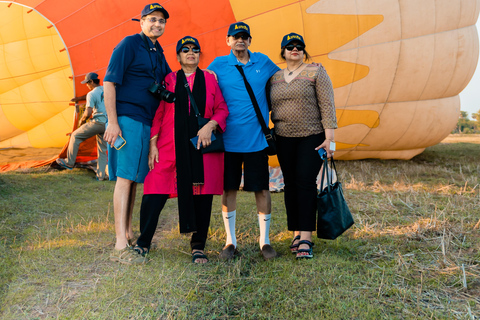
[0,135,479,319]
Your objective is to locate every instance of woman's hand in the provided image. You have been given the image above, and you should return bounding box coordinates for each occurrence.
[148,144,159,171]
[315,140,334,159]
[315,129,335,158]
[196,120,218,150]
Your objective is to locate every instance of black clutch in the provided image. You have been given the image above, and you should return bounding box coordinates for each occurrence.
[196,117,224,154]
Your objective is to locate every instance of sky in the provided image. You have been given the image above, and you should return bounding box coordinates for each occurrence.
[458,19,480,118]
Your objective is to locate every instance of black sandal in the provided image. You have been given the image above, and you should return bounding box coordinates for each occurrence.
[289,235,301,253]
[133,245,149,257]
[192,250,208,264]
[296,240,314,259]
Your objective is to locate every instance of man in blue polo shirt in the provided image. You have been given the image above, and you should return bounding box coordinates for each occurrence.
[208,22,280,260]
[103,3,172,265]
[56,72,107,181]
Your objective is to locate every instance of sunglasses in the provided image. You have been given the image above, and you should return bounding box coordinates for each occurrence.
[231,34,250,40]
[180,47,200,53]
[285,44,305,51]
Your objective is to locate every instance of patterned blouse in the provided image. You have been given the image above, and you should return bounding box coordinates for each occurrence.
[269,63,337,137]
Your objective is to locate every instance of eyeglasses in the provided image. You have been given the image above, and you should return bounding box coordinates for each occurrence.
[180,47,200,53]
[144,17,166,24]
[231,34,250,40]
[285,44,305,51]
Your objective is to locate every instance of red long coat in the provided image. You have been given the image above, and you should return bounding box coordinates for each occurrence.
[143,71,229,196]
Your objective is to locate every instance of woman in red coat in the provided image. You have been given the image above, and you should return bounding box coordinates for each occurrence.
[134,36,229,263]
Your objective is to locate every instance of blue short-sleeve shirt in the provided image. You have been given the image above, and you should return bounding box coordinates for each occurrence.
[104,33,172,125]
[86,86,107,124]
[208,50,280,152]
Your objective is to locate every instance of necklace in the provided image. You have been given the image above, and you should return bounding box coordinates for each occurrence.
[286,62,303,76]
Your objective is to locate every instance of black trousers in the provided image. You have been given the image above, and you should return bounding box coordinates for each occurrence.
[136,194,213,251]
[276,133,324,231]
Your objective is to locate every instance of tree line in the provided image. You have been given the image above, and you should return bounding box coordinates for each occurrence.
[452,110,480,133]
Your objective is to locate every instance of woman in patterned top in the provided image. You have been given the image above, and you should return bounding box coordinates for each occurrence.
[269,33,338,259]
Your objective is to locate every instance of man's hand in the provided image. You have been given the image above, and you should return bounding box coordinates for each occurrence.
[204,69,218,82]
[71,94,87,103]
[104,122,122,147]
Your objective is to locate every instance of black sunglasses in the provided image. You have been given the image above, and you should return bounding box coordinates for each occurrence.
[180,47,200,53]
[231,34,250,40]
[285,44,305,51]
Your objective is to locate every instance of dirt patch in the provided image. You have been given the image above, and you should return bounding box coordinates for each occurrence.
[441,134,480,144]
[0,147,62,166]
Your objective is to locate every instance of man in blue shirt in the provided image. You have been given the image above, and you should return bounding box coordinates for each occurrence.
[208,22,280,260]
[56,72,108,181]
[103,3,172,265]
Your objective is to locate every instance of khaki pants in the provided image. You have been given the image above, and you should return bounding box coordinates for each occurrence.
[66,121,107,179]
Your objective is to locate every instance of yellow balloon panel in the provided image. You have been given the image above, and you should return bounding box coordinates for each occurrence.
[1,68,72,132]
[246,3,305,64]
[443,26,480,97]
[0,3,53,40]
[306,0,402,49]
[386,97,460,149]
[334,96,460,154]
[229,0,296,21]
[0,3,73,148]
[0,106,72,149]
[27,107,73,148]
[329,41,401,106]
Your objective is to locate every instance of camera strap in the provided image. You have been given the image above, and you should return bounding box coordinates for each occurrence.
[140,32,162,82]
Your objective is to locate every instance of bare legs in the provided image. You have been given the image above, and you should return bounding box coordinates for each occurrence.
[113,177,137,250]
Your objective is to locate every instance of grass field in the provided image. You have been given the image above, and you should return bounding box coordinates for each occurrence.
[0,136,479,319]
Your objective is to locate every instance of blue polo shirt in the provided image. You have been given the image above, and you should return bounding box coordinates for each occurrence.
[208,50,279,152]
[104,33,171,125]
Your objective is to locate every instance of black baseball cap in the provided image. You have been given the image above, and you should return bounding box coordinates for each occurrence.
[227,22,251,37]
[81,72,99,84]
[176,36,201,53]
[281,33,305,48]
[141,3,169,19]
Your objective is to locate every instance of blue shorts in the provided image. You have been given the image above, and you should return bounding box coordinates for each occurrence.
[108,116,150,183]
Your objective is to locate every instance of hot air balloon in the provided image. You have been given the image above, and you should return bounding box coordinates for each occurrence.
[0,0,478,169]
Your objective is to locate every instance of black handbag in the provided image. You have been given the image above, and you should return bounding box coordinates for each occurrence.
[182,75,224,153]
[235,66,276,156]
[317,157,354,239]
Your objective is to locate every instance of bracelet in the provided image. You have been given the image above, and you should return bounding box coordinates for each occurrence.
[150,135,158,141]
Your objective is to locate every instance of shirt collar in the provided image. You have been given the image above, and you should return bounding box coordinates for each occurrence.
[228,49,256,66]
[138,32,164,53]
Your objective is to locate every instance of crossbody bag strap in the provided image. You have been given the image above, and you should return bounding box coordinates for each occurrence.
[180,72,201,117]
[235,65,270,136]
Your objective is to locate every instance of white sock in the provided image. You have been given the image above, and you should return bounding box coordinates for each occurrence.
[258,213,271,249]
[222,210,237,247]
